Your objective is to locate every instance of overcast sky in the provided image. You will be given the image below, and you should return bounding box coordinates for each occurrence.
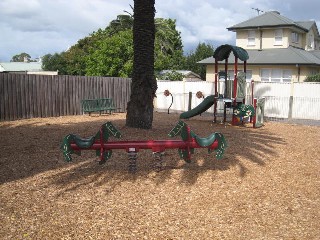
[1,0,319,62]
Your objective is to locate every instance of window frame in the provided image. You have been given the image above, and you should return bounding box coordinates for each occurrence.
[247,30,256,46]
[274,29,283,46]
[260,68,292,83]
[291,32,299,43]
[308,33,314,49]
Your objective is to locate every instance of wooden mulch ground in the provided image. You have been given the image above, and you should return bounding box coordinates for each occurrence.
[0,112,319,239]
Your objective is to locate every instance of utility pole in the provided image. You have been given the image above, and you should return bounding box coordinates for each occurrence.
[252,7,264,15]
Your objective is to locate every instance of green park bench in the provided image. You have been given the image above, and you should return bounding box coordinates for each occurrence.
[81,98,119,116]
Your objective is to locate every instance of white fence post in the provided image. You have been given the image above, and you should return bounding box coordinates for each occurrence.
[288,82,295,120]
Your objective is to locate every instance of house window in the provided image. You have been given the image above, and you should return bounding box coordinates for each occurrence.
[274,29,283,45]
[260,69,292,82]
[271,69,282,82]
[309,69,319,76]
[246,70,252,81]
[247,30,256,46]
[291,32,299,43]
[282,70,292,82]
[308,33,314,49]
[315,40,319,50]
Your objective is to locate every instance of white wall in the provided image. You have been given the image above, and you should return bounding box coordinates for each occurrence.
[292,83,320,120]
[155,81,320,121]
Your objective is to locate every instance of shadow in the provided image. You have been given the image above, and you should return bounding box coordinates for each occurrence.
[0,112,286,195]
[0,114,127,184]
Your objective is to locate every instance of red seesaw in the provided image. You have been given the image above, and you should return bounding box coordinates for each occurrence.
[61,120,227,172]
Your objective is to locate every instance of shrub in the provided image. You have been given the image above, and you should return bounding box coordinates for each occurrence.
[305,74,320,82]
[157,71,184,81]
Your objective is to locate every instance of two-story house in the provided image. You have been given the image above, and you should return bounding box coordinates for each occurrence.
[199,11,320,82]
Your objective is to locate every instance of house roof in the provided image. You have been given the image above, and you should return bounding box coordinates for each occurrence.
[296,21,314,30]
[198,46,320,66]
[0,62,42,72]
[227,11,308,33]
[310,50,320,59]
[296,21,320,39]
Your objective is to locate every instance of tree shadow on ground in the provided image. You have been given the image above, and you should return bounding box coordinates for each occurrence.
[0,113,286,194]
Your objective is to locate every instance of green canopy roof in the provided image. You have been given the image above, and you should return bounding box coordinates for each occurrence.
[213,44,249,62]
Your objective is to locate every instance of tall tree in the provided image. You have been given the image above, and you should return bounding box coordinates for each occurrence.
[64,34,101,76]
[42,53,68,75]
[11,52,32,62]
[86,30,133,77]
[41,14,182,77]
[184,43,215,80]
[106,14,134,36]
[154,18,184,72]
[126,0,157,129]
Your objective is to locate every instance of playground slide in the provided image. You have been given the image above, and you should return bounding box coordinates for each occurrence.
[180,95,215,119]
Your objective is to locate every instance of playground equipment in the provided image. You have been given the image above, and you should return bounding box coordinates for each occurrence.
[61,121,227,172]
[164,90,174,114]
[180,95,215,119]
[180,44,265,128]
[253,97,265,128]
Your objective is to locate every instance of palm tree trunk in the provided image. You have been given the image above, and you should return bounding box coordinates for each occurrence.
[126,0,157,129]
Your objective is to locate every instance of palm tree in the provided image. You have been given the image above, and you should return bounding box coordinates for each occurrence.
[107,14,134,36]
[107,14,179,56]
[126,0,156,129]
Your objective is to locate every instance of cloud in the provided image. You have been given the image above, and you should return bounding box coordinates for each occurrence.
[0,0,320,61]
[155,0,258,50]
[0,0,133,60]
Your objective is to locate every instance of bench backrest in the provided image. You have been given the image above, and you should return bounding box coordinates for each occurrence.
[97,98,114,108]
[81,98,115,111]
[81,99,99,111]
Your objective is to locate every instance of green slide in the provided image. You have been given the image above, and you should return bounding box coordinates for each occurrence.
[180,95,215,119]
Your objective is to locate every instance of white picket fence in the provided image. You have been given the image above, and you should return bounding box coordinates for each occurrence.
[155,80,320,121]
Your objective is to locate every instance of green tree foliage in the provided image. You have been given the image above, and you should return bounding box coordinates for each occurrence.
[58,28,110,76]
[152,19,185,76]
[86,30,133,77]
[41,13,184,77]
[157,70,184,81]
[305,74,320,82]
[183,43,215,80]
[154,18,184,71]
[11,52,32,62]
[106,14,133,36]
[42,53,68,75]
[63,34,101,76]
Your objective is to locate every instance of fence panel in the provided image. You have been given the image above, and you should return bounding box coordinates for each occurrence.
[253,82,292,97]
[292,83,320,120]
[156,81,184,112]
[253,82,292,119]
[1,73,319,122]
[0,73,131,121]
[292,97,320,120]
[156,80,320,121]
